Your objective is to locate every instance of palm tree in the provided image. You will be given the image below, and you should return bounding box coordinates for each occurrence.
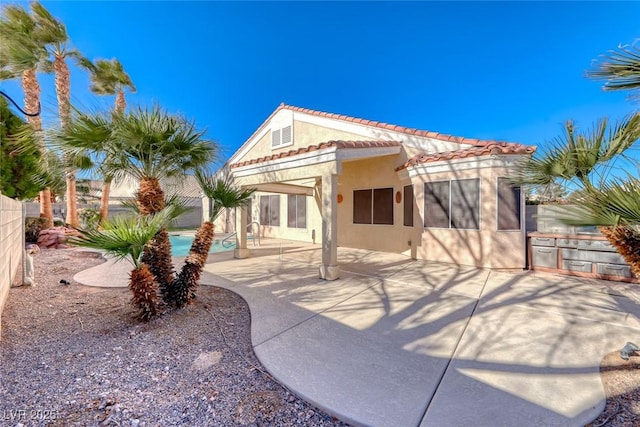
[587,42,640,98]
[0,3,53,226]
[70,207,174,321]
[56,105,217,295]
[169,171,255,308]
[80,57,136,223]
[31,1,85,227]
[513,114,640,277]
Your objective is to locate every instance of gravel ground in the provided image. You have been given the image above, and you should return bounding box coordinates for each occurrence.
[1,249,350,427]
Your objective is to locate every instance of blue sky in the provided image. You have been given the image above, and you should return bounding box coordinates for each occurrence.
[2,1,639,165]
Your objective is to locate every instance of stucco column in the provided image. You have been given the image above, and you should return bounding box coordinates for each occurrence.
[319,174,340,280]
[234,206,249,259]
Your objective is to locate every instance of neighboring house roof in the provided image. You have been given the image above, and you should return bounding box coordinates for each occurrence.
[231,140,401,168]
[396,142,537,171]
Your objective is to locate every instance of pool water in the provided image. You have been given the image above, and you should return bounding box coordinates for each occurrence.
[169,234,235,257]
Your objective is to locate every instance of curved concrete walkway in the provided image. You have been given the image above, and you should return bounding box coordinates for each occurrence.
[74,240,640,427]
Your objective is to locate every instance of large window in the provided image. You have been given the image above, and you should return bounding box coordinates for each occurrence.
[424,179,480,229]
[403,185,413,227]
[287,194,307,228]
[497,178,521,230]
[353,188,394,225]
[259,195,280,226]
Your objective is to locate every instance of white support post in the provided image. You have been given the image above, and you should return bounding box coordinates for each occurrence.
[319,174,340,280]
[234,206,250,259]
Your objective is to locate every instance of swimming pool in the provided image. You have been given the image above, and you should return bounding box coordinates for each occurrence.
[169,234,235,257]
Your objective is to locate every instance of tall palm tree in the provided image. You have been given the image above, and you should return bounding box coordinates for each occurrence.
[31,1,84,227]
[0,3,53,226]
[170,171,255,308]
[70,207,174,321]
[80,57,136,223]
[513,114,640,277]
[56,105,217,294]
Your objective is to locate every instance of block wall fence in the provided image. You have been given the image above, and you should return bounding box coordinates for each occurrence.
[0,195,24,338]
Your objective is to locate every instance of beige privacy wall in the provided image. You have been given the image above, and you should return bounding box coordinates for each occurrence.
[0,195,23,337]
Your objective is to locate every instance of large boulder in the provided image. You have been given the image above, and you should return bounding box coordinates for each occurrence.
[37,227,83,249]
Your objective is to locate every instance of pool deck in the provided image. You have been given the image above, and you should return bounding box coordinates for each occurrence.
[73,239,640,427]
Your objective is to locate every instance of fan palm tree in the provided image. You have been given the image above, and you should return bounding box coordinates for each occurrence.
[79,57,136,223]
[30,1,85,227]
[587,41,640,98]
[513,114,640,277]
[56,105,217,294]
[70,207,174,321]
[170,170,255,308]
[0,3,53,226]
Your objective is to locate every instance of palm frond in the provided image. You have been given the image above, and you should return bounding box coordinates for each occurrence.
[512,117,640,190]
[588,42,640,94]
[69,206,175,268]
[557,177,640,227]
[195,169,255,221]
[121,194,193,226]
[30,2,68,46]
[85,58,136,95]
[113,104,217,180]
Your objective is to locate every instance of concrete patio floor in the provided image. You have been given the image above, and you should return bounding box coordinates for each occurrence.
[74,239,640,427]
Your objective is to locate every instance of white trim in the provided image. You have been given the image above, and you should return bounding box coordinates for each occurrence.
[407,154,526,178]
[232,145,402,178]
[337,146,402,162]
[232,147,338,177]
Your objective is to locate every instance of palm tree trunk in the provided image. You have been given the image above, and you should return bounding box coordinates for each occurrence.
[129,264,159,321]
[54,54,79,228]
[22,68,53,228]
[172,222,214,307]
[97,93,126,225]
[599,226,640,278]
[99,178,111,225]
[116,89,126,112]
[137,177,166,215]
[137,177,174,296]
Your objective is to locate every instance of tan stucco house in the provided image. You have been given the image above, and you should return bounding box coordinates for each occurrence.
[220,103,535,280]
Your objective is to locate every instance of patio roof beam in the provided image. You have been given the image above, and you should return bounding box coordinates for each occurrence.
[251,183,314,196]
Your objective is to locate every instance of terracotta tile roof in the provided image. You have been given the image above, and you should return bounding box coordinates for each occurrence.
[396,142,537,171]
[281,103,511,145]
[231,140,401,169]
[232,103,520,162]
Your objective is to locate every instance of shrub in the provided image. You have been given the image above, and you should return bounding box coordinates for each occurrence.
[79,208,101,231]
[25,217,50,243]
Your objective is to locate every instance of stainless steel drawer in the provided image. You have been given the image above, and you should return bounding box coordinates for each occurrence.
[532,246,558,268]
[562,260,592,273]
[530,237,555,247]
[576,239,616,252]
[562,249,626,264]
[556,238,579,248]
[597,263,632,278]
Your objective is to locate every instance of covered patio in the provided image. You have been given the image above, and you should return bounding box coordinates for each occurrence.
[230,140,402,280]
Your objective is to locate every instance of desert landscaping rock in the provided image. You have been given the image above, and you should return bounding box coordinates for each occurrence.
[1,249,349,426]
